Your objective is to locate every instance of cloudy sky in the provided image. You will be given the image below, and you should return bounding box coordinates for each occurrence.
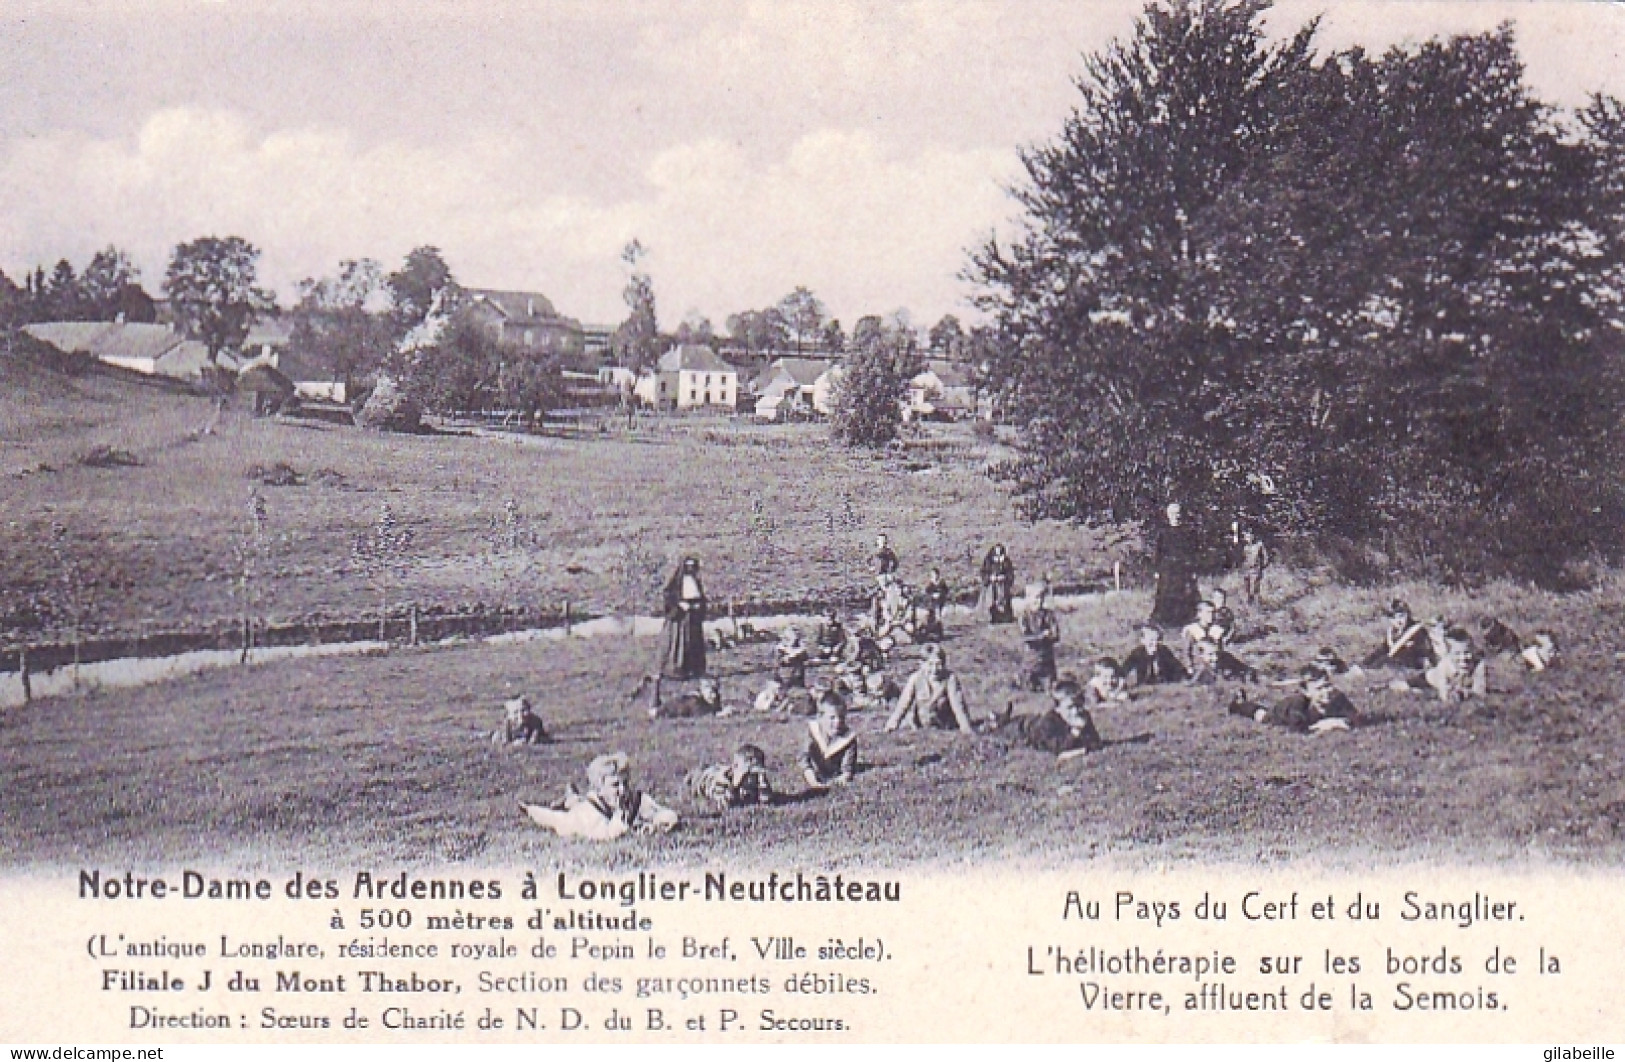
[1,0,1621,328]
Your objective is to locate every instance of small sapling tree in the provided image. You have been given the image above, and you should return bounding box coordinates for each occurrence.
[352,503,414,645]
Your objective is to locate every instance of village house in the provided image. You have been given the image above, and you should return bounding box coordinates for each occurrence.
[23,321,221,381]
[245,348,347,404]
[580,323,614,365]
[751,357,837,420]
[242,317,294,362]
[905,359,978,421]
[634,344,739,411]
[464,289,585,362]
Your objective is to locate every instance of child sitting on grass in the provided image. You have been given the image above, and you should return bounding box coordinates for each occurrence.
[1182,600,1223,664]
[844,616,888,672]
[813,609,848,663]
[1187,637,1258,685]
[1085,657,1131,705]
[1121,625,1188,686]
[686,744,775,810]
[491,696,549,746]
[885,643,978,733]
[834,659,899,713]
[1018,581,1061,692]
[755,626,814,713]
[521,752,679,840]
[801,691,858,789]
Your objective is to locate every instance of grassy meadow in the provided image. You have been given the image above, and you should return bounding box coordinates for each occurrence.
[3,576,1623,870]
[0,357,1121,644]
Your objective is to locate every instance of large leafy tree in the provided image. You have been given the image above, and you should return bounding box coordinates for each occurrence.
[404,314,564,421]
[388,246,457,331]
[776,287,828,353]
[164,236,276,362]
[829,319,920,448]
[79,246,153,321]
[290,258,395,395]
[725,307,791,355]
[929,314,966,357]
[974,0,1625,580]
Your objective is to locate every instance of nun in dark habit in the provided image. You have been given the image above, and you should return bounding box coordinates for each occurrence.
[660,556,708,680]
[980,543,1016,624]
[1150,501,1201,627]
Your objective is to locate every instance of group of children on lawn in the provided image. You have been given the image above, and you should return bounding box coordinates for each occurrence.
[513,534,1561,840]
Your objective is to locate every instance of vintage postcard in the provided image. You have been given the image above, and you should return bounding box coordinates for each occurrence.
[2,0,1623,1047]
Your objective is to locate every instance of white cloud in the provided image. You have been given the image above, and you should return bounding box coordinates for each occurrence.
[631,129,1017,325]
[0,107,1016,327]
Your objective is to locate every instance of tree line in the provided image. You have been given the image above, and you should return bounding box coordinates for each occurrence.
[973,0,1625,585]
[0,248,158,327]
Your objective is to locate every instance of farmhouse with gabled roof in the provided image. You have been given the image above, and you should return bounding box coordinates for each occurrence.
[634,343,739,410]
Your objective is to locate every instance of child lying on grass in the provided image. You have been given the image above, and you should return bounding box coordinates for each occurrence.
[686,744,775,810]
[1389,625,1487,703]
[993,679,1104,762]
[649,677,729,719]
[521,752,679,840]
[801,691,858,789]
[1186,637,1258,685]
[1230,668,1357,734]
[491,696,549,746]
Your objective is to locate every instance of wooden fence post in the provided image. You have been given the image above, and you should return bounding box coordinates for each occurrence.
[1114,562,1122,592]
[564,599,572,636]
[19,644,31,704]
[409,604,419,646]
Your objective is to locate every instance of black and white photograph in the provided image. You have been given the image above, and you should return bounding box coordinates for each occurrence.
[1,0,1623,1045]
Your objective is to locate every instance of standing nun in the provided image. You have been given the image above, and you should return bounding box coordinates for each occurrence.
[1149,502,1201,627]
[660,556,708,680]
[981,543,1017,624]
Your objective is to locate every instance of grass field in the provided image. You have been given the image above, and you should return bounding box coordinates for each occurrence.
[0,353,1122,645]
[4,576,1622,870]
[3,353,1623,870]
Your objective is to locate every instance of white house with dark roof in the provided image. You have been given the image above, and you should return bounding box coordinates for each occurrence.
[906,359,978,421]
[751,356,837,420]
[634,344,739,410]
[23,321,221,380]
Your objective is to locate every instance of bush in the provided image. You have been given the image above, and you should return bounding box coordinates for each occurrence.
[77,446,140,469]
[247,462,303,487]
